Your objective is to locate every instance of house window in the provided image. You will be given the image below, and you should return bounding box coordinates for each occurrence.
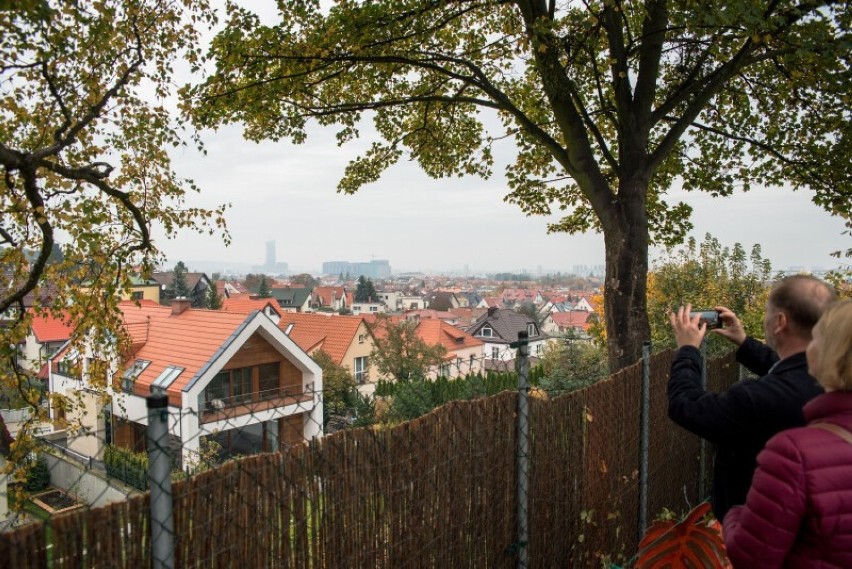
[369,306,378,312]
[56,348,81,379]
[470,354,475,369]
[231,367,252,404]
[354,356,368,384]
[479,326,493,338]
[121,359,151,393]
[258,362,279,399]
[491,347,500,360]
[151,365,184,395]
[203,367,251,408]
[358,334,366,344]
[439,363,450,378]
[131,291,144,301]
[527,323,537,336]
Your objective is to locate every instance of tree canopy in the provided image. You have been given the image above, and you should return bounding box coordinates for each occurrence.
[367,315,447,381]
[354,275,378,303]
[646,233,772,353]
[189,0,850,370]
[257,274,272,298]
[0,1,226,473]
[291,273,319,289]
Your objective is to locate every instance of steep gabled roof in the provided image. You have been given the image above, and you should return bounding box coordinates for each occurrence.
[412,319,483,357]
[269,287,312,307]
[117,301,254,405]
[151,271,209,290]
[469,308,547,343]
[221,297,281,317]
[311,286,346,306]
[551,311,593,330]
[362,315,481,356]
[279,313,367,365]
[28,309,74,343]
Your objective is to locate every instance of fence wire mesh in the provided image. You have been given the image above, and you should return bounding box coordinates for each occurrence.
[1,347,739,568]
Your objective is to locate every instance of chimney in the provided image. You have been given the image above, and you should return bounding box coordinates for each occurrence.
[171,297,191,316]
[487,306,498,317]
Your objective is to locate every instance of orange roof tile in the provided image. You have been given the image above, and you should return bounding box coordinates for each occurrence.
[363,316,481,356]
[221,297,280,316]
[117,301,254,406]
[551,311,592,330]
[311,287,346,306]
[278,313,367,365]
[28,309,74,342]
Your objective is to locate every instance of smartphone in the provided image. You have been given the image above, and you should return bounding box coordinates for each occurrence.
[689,309,722,330]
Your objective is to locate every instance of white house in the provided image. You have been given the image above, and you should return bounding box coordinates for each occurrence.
[49,299,322,466]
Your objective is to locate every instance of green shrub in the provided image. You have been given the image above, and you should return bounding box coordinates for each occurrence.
[24,455,50,492]
[104,444,148,490]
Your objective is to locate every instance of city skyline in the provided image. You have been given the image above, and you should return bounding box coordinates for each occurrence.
[151,0,848,278]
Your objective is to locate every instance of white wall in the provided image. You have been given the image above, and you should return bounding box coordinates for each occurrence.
[42,452,138,508]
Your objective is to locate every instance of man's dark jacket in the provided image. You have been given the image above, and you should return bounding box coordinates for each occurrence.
[667,337,822,519]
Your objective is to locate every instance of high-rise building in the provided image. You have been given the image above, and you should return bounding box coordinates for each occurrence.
[322,259,391,279]
[265,240,276,268]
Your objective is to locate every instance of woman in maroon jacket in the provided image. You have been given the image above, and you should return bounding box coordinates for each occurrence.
[724,299,852,567]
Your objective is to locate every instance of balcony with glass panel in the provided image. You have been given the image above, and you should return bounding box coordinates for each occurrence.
[198,362,313,423]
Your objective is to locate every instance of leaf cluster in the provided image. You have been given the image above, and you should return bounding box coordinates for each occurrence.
[190,0,850,243]
[0,1,228,465]
[366,314,447,381]
[647,233,772,353]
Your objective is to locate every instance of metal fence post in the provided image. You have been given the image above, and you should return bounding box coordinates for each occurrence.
[514,331,530,568]
[147,393,174,569]
[698,339,708,501]
[639,341,651,540]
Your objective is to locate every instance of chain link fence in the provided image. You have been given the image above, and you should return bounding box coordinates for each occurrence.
[1,341,738,567]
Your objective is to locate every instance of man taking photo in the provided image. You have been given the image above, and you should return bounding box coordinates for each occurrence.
[667,274,836,519]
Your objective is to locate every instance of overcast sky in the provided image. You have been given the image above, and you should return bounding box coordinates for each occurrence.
[153,1,849,276]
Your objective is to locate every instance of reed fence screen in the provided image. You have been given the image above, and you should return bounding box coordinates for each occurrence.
[1,348,739,568]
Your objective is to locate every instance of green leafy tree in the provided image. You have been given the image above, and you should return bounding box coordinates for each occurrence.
[243,273,264,293]
[172,261,192,298]
[312,350,359,423]
[647,234,772,353]
[354,275,378,303]
[257,275,272,298]
[0,0,225,485]
[190,0,850,371]
[367,315,447,382]
[538,340,609,397]
[205,282,223,310]
[291,273,319,289]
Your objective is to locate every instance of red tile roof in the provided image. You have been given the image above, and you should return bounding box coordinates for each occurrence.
[221,297,281,316]
[363,315,482,357]
[551,311,592,330]
[117,301,253,406]
[311,287,346,306]
[28,309,74,342]
[278,313,367,365]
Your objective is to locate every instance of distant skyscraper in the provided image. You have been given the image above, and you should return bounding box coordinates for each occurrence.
[322,259,391,279]
[265,240,276,267]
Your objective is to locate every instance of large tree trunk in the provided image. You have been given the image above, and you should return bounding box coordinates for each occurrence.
[603,187,651,371]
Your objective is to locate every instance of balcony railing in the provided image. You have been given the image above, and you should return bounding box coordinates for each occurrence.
[199,383,315,423]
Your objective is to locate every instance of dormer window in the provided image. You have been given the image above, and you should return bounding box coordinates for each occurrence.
[479,326,493,338]
[527,323,537,336]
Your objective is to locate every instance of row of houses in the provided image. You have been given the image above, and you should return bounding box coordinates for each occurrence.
[6,268,600,474]
[12,297,565,466]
